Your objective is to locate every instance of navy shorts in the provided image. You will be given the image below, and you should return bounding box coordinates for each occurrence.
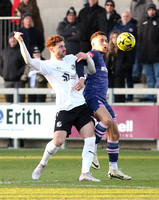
[54,104,94,137]
[86,97,116,120]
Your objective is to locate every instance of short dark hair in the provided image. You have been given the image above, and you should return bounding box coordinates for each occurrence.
[46,35,64,49]
[90,31,107,43]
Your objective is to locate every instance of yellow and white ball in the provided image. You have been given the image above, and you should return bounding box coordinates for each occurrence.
[117,32,136,51]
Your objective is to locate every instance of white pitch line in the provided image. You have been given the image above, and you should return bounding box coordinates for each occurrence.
[0,180,158,189]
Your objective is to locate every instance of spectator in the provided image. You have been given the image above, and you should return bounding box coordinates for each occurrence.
[56,7,81,55]
[18,13,44,55]
[130,0,152,83]
[78,0,105,52]
[138,3,159,102]
[0,32,26,103]
[21,45,47,102]
[112,11,137,101]
[96,0,121,38]
[106,30,135,102]
[130,0,153,25]
[14,0,44,39]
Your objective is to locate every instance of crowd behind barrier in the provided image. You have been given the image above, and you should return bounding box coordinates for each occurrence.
[1,1,159,104]
[0,1,159,150]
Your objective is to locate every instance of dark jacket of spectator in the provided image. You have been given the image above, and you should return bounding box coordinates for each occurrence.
[78,2,105,52]
[138,12,159,63]
[112,18,137,38]
[106,50,134,102]
[97,10,121,38]
[15,0,44,38]
[130,0,153,25]
[18,26,44,55]
[0,44,25,81]
[0,0,12,16]
[57,18,81,55]
[57,7,81,55]
[107,50,135,80]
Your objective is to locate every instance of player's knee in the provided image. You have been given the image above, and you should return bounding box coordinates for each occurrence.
[53,138,64,147]
[102,117,112,127]
[112,132,120,141]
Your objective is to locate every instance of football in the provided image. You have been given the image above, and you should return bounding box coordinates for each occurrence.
[117,32,136,51]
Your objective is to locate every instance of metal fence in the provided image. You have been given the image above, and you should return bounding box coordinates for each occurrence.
[0,88,159,105]
[0,16,21,55]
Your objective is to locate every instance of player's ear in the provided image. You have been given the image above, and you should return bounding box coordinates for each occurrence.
[91,40,95,48]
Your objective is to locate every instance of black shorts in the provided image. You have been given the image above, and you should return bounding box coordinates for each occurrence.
[54,104,93,137]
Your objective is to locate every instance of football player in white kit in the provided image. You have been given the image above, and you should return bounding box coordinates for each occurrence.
[14,31,100,182]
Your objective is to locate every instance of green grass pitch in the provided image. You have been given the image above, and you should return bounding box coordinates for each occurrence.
[0,148,159,199]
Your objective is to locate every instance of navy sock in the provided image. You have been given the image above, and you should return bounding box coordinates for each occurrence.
[106,140,119,162]
[95,122,107,144]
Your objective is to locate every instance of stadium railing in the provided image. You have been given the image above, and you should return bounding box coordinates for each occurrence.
[0,16,21,56]
[0,88,159,104]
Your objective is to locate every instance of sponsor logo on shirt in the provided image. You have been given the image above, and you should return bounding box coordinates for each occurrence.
[62,73,70,81]
[101,66,108,72]
[62,72,76,81]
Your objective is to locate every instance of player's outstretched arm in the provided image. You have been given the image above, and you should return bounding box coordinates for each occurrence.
[14,31,41,71]
[76,52,96,75]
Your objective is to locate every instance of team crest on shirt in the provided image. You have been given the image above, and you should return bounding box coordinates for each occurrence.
[56,121,62,127]
[71,64,75,70]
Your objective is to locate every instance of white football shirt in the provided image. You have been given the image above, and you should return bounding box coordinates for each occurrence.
[36,55,86,111]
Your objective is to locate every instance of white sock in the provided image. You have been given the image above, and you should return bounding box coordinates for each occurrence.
[109,162,118,170]
[81,137,95,173]
[94,143,98,154]
[40,139,59,166]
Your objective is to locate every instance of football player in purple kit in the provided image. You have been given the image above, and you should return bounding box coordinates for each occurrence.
[83,31,131,180]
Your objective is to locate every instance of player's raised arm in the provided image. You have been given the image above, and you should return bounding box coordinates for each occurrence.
[14,31,41,71]
[76,52,96,75]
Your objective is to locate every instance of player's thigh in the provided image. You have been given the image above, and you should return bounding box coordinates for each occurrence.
[107,121,120,141]
[79,121,95,139]
[53,130,67,147]
[95,106,112,126]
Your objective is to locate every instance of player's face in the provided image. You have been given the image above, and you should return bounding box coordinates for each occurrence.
[92,35,108,53]
[51,41,66,59]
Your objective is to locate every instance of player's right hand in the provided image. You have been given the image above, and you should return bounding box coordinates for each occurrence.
[14,31,23,42]
[76,52,88,62]
[74,78,85,91]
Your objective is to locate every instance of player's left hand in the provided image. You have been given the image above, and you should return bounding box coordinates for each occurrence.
[76,52,88,62]
[14,31,23,42]
[74,78,85,91]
